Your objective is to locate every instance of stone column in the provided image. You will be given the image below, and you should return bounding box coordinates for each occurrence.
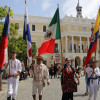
[72,36,74,53]
[80,36,82,53]
[65,36,68,53]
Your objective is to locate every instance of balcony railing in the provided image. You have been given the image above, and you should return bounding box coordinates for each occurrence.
[68,49,87,53]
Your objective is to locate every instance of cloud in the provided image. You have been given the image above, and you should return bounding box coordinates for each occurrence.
[62,0,100,18]
[62,0,78,17]
[81,0,99,18]
[42,1,52,11]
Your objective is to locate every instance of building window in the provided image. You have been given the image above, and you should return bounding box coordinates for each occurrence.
[15,23,19,30]
[82,45,84,50]
[74,44,76,53]
[32,25,35,31]
[54,43,58,53]
[43,25,46,32]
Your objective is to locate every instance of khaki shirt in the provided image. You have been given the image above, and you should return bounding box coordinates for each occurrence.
[33,63,50,82]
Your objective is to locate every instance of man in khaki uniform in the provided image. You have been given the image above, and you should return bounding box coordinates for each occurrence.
[32,56,50,100]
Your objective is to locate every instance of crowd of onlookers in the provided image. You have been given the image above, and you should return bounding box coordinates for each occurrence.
[1,63,33,80]
[2,62,83,81]
[48,63,83,79]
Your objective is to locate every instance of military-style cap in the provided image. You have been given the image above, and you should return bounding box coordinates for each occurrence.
[35,56,43,60]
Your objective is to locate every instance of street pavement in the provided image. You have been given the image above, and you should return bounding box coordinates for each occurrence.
[0,76,100,100]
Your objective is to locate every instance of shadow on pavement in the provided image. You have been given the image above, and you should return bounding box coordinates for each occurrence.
[2,80,7,84]
[74,94,87,97]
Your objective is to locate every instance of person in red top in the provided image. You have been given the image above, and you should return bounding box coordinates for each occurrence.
[58,58,80,100]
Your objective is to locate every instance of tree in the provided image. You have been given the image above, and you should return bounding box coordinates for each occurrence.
[0,6,13,19]
[10,23,19,36]
[10,36,37,66]
[0,6,14,36]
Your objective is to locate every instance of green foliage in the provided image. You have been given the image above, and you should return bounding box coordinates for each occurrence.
[0,6,13,19]
[10,36,37,65]
[0,6,18,36]
[0,6,14,36]
[0,6,8,19]
[0,22,19,36]
[32,43,37,58]
[0,23,3,35]
[10,23,19,36]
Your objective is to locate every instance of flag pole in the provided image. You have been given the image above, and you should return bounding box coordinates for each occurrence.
[92,8,100,82]
[99,6,100,67]
[57,4,63,67]
[8,7,10,76]
[0,7,10,91]
[92,48,97,83]
[0,36,2,90]
[0,66,2,91]
[57,4,64,79]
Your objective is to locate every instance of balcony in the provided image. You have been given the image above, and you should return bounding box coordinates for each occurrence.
[68,49,87,53]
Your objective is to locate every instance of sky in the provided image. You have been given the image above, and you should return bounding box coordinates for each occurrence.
[0,0,100,19]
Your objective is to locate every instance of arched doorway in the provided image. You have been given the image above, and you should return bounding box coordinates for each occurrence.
[75,56,81,68]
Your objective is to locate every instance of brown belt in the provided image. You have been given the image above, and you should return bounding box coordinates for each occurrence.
[7,75,14,78]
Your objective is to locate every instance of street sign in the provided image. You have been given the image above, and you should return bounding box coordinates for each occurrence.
[55,53,60,63]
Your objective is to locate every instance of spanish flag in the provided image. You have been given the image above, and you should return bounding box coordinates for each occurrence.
[84,9,99,67]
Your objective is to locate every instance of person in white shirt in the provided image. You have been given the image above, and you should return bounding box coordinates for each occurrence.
[5,51,22,100]
[86,60,100,100]
[32,56,50,100]
[84,62,92,95]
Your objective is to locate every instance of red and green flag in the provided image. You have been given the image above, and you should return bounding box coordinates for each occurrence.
[38,7,61,56]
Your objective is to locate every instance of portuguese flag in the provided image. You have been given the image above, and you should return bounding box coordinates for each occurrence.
[38,7,61,56]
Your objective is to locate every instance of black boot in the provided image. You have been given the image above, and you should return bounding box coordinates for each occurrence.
[7,96,11,100]
[12,98,15,100]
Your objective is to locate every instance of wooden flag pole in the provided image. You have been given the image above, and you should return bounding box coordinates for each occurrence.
[57,4,64,79]
[0,67,2,91]
[60,39,63,66]
[0,7,10,91]
[60,38,64,75]
[91,22,94,83]
[92,49,97,83]
[0,36,2,91]
[57,3,63,68]
[8,7,10,76]
[99,6,100,67]
[92,8,100,82]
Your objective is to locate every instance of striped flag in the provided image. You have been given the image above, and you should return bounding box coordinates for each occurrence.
[23,0,32,64]
[0,8,9,68]
[38,7,61,56]
[84,9,99,67]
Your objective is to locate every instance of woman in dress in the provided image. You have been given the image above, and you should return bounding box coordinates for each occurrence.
[58,58,80,100]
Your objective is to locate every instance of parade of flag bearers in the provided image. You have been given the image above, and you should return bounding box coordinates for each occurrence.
[0,0,100,100]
